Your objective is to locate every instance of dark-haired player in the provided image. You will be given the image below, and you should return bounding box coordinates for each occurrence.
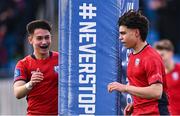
[108,10,169,115]
[13,20,58,115]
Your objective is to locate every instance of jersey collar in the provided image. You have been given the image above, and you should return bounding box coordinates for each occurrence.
[31,51,52,60]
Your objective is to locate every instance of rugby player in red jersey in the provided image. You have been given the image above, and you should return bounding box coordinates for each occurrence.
[154,39,180,115]
[108,10,169,115]
[13,20,58,115]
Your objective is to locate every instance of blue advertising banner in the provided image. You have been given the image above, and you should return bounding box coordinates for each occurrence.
[59,0,138,115]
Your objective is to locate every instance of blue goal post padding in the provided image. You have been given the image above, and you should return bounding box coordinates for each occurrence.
[59,0,139,115]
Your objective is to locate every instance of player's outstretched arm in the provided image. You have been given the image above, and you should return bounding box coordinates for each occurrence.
[126,83,162,99]
[108,82,162,99]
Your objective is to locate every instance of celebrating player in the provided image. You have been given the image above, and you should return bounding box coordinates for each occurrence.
[13,20,58,115]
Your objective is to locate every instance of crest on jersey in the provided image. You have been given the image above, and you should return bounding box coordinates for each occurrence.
[135,58,140,66]
[172,72,179,81]
[54,66,59,73]
[14,69,20,78]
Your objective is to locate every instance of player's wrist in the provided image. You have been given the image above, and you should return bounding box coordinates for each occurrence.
[125,85,128,92]
[25,82,33,90]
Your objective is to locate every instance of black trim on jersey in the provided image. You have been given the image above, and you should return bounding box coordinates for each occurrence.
[149,80,163,85]
[158,92,170,115]
[132,43,149,55]
[149,81,169,115]
[13,79,27,84]
[31,51,52,60]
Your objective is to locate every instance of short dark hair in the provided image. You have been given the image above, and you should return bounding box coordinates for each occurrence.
[26,20,52,35]
[118,10,149,41]
[154,39,174,51]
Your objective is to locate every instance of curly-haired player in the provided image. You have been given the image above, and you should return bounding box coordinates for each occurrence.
[108,10,169,115]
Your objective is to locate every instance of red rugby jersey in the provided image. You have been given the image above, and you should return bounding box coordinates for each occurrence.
[14,51,58,115]
[166,64,180,115]
[127,45,168,115]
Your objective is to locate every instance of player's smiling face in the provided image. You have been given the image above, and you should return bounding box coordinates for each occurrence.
[29,28,51,58]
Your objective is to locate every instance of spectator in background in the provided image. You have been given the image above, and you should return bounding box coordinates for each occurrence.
[0,0,16,68]
[0,24,8,67]
[13,20,58,115]
[154,39,180,115]
[0,0,44,77]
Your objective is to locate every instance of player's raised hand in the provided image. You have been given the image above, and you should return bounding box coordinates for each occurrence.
[30,68,44,86]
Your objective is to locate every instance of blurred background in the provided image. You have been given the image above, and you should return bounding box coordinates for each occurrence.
[140,0,180,61]
[0,0,180,115]
[0,0,58,115]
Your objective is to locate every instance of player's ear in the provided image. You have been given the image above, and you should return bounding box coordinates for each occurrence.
[135,29,140,38]
[28,35,33,44]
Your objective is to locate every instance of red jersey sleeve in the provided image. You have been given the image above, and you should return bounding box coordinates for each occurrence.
[144,58,164,85]
[14,59,28,82]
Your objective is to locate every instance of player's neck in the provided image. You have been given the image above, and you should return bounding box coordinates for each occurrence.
[133,41,147,54]
[33,52,50,60]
